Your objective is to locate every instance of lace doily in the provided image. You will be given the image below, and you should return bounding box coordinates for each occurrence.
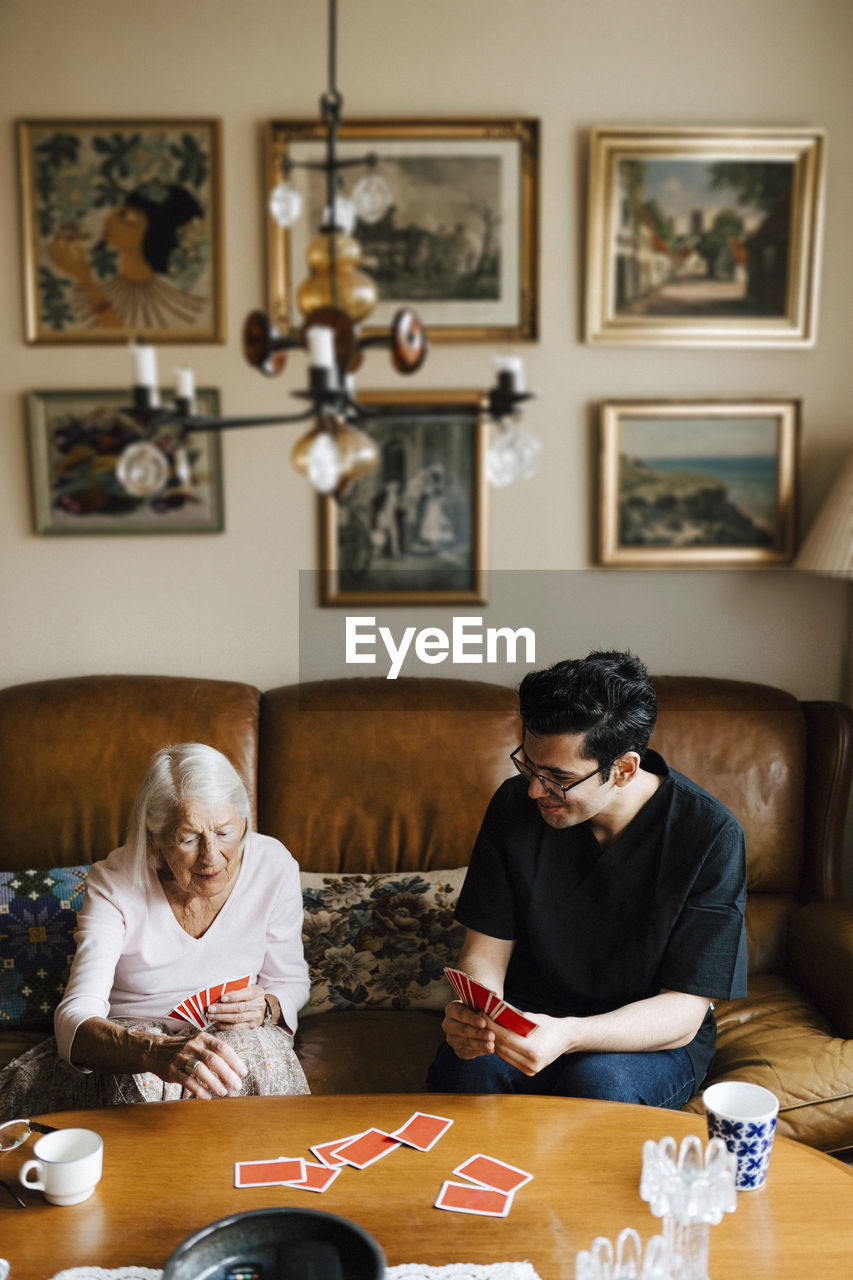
[47,1264,542,1280]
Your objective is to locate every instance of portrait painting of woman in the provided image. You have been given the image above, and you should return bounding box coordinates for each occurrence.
[18,119,224,343]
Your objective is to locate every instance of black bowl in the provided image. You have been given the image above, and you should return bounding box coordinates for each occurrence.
[162,1207,385,1280]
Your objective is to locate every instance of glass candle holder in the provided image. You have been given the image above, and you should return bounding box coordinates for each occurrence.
[575,1227,671,1280]
[639,1135,737,1280]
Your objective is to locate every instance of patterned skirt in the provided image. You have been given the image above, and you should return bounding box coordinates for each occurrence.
[0,1018,310,1119]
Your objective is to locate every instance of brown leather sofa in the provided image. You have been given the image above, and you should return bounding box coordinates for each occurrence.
[1,673,851,1153]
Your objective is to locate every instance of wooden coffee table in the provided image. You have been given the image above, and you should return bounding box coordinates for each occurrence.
[1,1093,851,1279]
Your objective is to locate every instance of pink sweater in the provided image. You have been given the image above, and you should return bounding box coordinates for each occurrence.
[54,832,310,1065]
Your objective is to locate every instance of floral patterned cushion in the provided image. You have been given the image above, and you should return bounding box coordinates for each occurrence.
[299,868,467,1016]
[0,864,469,1031]
[0,867,89,1032]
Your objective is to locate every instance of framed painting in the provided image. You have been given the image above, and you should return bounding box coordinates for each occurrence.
[17,118,224,343]
[585,126,826,347]
[319,390,489,604]
[27,388,224,534]
[266,117,539,342]
[598,399,800,567]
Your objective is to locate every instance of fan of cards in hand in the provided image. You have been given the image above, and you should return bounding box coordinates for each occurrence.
[167,974,252,1029]
[443,967,538,1037]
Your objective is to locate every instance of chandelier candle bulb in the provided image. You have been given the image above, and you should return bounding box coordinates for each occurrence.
[130,340,158,388]
[307,326,336,371]
[493,354,525,393]
[174,366,195,403]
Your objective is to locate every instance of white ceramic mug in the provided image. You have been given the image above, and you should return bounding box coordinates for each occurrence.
[19,1127,103,1205]
[703,1080,779,1191]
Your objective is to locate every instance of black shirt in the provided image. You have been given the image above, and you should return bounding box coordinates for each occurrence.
[455,750,748,1085]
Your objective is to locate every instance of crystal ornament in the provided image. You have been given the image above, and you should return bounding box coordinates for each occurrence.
[268,180,304,228]
[352,171,393,223]
[485,420,542,487]
[115,442,170,497]
[322,195,357,234]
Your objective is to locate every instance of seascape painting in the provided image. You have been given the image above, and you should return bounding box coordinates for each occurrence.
[598,400,799,567]
[618,417,779,548]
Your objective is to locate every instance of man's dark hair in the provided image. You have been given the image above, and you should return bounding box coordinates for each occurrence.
[518,650,657,775]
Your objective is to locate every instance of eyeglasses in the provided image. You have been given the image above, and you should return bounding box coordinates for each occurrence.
[510,745,605,799]
[0,1118,57,1153]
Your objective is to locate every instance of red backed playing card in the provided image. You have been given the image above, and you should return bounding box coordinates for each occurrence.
[234,1156,306,1188]
[332,1128,401,1169]
[282,1161,341,1193]
[443,967,538,1037]
[168,974,252,1026]
[310,1132,365,1168]
[435,1179,514,1217]
[391,1111,453,1151]
[453,1152,533,1193]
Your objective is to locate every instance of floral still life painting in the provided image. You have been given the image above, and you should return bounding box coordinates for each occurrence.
[28,388,224,535]
[18,118,224,342]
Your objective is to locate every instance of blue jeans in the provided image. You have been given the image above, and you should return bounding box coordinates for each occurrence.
[426,1041,696,1110]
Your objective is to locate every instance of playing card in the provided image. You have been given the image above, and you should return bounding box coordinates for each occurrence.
[234,1156,306,1188]
[435,1179,514,1217]
[391,1111,454,1151]
[487,1000,539,1037]
[453,1153,534,1194]
[282,1161,341,1193]
[168,974,252,1027]
[332,1128,401,1169]
[442,968,538,1037]
[310,1133,367,1168]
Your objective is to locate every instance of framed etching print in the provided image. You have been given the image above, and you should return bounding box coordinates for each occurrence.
[266,117,539,342]
[17,118,224,343]
[585,126,826,346]
[320,390,488,604]
[27,388,224,534]
[598,399,799,567]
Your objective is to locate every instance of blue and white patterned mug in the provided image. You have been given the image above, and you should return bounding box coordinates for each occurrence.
[703,1081,779,1191]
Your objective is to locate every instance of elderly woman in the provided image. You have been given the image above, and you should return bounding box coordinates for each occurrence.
[0,743,309,1115]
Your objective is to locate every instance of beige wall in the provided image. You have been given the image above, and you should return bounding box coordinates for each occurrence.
[1,0,852,702]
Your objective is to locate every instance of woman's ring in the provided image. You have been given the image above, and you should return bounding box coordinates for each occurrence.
[186,1057,199,1076]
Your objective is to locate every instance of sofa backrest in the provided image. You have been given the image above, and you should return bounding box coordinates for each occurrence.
[258,677,521,873]
[0,675,260,867]
[1,670,849,979]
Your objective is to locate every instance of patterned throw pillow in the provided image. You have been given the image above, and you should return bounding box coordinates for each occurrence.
[0,867,89,1032]
[300,868,467,1016]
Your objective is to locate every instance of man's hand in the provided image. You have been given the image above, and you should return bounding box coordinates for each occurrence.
[442,999,497,1060]
[492,1011,572,1076]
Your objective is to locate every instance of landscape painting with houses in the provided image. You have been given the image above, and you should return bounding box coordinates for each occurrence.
[612,158,794,318]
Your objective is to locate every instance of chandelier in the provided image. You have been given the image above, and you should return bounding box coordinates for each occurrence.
[115,0,540,501]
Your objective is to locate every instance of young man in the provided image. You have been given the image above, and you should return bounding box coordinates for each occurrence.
[427,650,747,1108]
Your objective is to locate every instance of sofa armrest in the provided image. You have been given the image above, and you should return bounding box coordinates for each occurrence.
[788,900,853,1038]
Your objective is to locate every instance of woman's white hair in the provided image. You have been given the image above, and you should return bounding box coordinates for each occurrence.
[125,743,253,888]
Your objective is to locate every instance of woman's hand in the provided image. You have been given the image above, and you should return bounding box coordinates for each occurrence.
[155,1030,248,1100]
[206,983,272,1030]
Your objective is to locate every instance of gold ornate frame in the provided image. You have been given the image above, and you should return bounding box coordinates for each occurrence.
[17,117,225,344]
[265,117,539,343]
[598,398,800,567]
[319,389,489,605]
[585,126,826,347]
